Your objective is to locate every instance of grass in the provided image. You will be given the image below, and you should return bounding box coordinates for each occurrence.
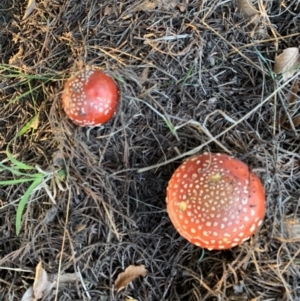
[0,115,66,235]
[133,96,179,139]
[0,63,62,107]
[0,63,66,235]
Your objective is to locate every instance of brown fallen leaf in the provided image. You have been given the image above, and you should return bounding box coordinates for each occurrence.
[21,287,34,301]
[33,262,53,300]
[279,79,300,128]
[135,0,181,12]
[237,0,261,26]
[21,263,80,301]
[51,150,65,168]
[139,67,150,84]
[104,5,116,16]
[291,114,300,127]
[127,0,182,14]
[132,0,160,12]
[273,47,300,82]
[288,79,300,128]
[283,217,300,240]
[23,0,36,20]
[114,265,147,292]
[236,0,265,38]
[52,272,80,283]
[75,223,87,233]
[125,297,138,301]
[287,78,300,106]
[237,0,258,19]
[164,0,179,9]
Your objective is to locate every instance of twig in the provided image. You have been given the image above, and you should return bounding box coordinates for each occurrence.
[0,266,32,273]
[137,70,300,173]
[77,266,91,300]
[142,34,193,44]
[54,184,71,301]
[200,20,267,75]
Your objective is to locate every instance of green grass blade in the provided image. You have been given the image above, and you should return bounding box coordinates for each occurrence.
[5,148,34,170]
[6,87,41,106]
[0,178,35,185]
[5,115,40,170]
[0,64,60,81]
[179,66,194,86]
[15,176,43,235]
[135,97,178,137]
[0,163,42,177]
[254,48,274,79]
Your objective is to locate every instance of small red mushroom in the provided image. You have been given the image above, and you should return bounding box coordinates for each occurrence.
[61,69,118,126]
[166,153,266,250]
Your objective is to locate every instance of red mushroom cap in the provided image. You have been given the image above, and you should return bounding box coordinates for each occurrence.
[166,153,265,250]
[61,69,118,126]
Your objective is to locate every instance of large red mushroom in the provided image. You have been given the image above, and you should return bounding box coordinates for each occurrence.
[61,69,119,126]
[166,153,265,250]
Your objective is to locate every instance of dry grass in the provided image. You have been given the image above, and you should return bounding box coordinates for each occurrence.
[1,0,300,300]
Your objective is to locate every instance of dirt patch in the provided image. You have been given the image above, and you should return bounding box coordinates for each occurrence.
[0,0,300,300]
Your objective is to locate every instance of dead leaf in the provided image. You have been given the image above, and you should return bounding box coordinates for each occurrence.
[104,5,115,16]
[139,67,150,84]
[122,0,184,20]
[21,262,54,301]
[21,265,79,301]
[164,0,178,9]
[273,47,300,82]
[33,262,51,299]
[114,265,147,292]
[23,0,36,20]
[21,287,34,301]
[278,77,300,129]
[237,0,259,20]
[251,24,269,40]
[52,150,65,168]
[178,4,186,12]
[53,272,80,283]
[292,114,300,127]
[125,297,138,301]
[75,223,87,233]
[283,217,300,239]
[287,78,299,106]
[132,0,160,12]
[279,79,299,127]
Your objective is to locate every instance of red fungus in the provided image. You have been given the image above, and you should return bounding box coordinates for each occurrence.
[62,69,118,126]
[166,153,265,250]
